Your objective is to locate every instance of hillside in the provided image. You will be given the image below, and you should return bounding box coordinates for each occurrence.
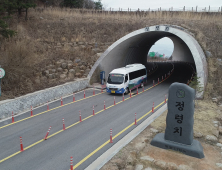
[0,8,221,101]
[0,7,222,170]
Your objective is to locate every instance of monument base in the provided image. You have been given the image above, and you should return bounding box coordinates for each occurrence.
[151,133,204,159]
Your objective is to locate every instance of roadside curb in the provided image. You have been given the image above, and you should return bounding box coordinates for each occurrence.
[0,78,89,119]
[85,104,167,170]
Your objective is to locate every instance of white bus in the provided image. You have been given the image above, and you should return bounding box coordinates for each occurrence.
[106,64,147,94]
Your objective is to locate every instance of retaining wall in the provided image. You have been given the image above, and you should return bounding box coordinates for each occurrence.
[0,78,89,119]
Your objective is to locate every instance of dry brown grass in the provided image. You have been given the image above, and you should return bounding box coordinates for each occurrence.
[101,99,222,170]
[151,100,219,137]
[0,8,221,100]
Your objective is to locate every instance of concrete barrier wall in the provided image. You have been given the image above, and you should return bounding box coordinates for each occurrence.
[0,78,89,119]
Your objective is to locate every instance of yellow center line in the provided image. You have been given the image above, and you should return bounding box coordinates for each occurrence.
[73,141,110,169]
[72,99,167,170]
[0,151,21,163]
[0,64,159,131]
[72,66,175,169]
[81,115,93,122]
[24,139,45,150]
[0,66,173,165]
[0,92,104,130]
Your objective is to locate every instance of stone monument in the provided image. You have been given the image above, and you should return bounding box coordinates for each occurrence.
[150,82,204,158]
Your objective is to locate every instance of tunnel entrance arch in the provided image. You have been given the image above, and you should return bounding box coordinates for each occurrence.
[88,25,207,99]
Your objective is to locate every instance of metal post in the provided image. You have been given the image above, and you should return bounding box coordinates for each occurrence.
[152,102,154,113]
[63,118,66,130]
[79,111,82,122]
[12,111,14,123]
[70,157,73,170]
[110,129,113,143]
[20,137,24,152]
[0,65,5,97]
[44,126,51,140]
[0,78,1,97]
[31,106,33,116]
[61,97,63,106]
[0,65,1,97]
[73,93,75,102]
[47,101,49,111]
[135,113,137,125]
[84,90,85,98]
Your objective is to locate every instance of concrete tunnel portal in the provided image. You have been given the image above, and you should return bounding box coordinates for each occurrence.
[88,25,207,98]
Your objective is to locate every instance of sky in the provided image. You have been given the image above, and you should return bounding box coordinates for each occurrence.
[149,38,174,57]
[101,0,221,58]
[102,0,221,11]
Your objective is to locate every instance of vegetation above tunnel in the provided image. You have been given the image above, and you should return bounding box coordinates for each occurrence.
[0,7,221,101]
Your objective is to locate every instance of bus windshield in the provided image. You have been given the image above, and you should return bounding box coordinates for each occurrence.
[107,74,124,84]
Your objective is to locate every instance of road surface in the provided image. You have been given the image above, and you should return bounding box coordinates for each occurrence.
[0,62,194,170]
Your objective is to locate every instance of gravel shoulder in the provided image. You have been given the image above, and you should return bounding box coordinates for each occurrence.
[101,99,222,170]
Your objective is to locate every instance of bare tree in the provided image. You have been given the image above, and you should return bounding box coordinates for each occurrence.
[53,0,63,6]
[83,0,94,9]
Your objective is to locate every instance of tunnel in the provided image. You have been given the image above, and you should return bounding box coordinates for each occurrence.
[88,25,207,99]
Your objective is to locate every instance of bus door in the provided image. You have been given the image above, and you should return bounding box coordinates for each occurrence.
[124,74,129,89]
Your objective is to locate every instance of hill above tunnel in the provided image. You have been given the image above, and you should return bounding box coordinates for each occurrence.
[0,8,221,100]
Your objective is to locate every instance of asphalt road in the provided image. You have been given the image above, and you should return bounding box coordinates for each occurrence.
[0,62,194,170]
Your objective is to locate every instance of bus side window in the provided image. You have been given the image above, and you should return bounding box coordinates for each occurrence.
[129,72,134,80]
[125,74,128,82]
[135,70,140,78]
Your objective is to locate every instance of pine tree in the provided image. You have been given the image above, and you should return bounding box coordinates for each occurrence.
[0,0,16,38]
[62,0,84,8]
[15,0,36,20]
[94,0,102,10]
[0,19,15,38]
[0,0,36,38]
[189,74,203,98]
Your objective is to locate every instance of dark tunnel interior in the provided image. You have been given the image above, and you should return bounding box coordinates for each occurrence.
[89,25,207,98]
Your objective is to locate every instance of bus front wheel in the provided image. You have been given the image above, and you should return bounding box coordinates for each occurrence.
[125,88,129,94]
[139,82,144,88]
